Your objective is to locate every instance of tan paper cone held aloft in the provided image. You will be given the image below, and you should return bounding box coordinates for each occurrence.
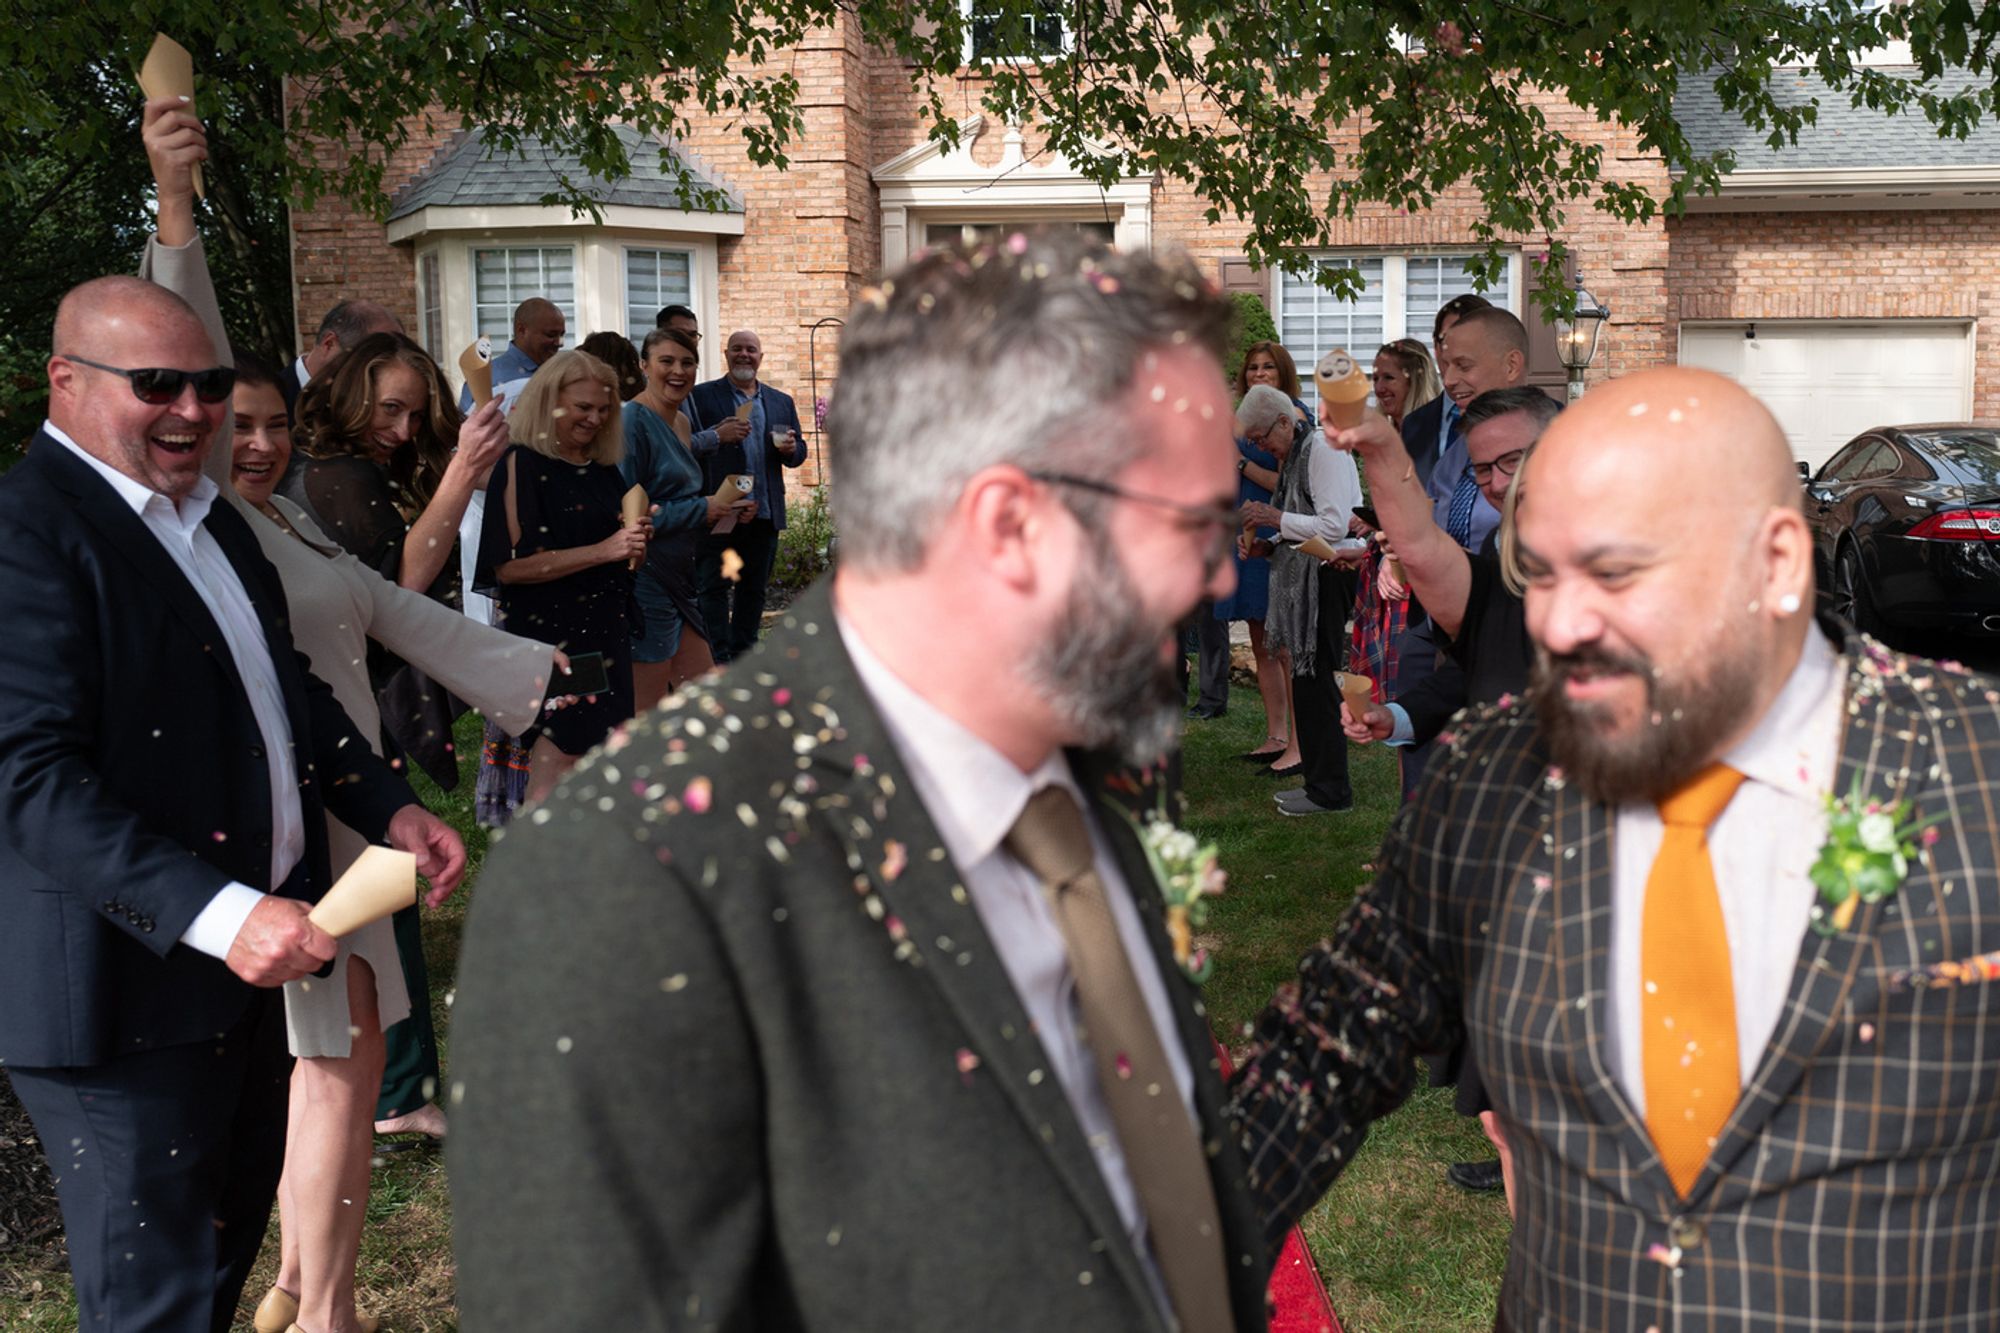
[621,483,649,570]
[1335,671,1376,719]
[458,337,495,407]
[307,846,417,939]
[1314,349,1373,431]
[137,35,204,198]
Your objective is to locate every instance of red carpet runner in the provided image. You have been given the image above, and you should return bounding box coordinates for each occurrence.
[1213,1040,1344,1333]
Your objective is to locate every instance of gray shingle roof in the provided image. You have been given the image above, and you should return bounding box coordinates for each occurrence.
[1675,65,2000,171]
[388,125,742,220]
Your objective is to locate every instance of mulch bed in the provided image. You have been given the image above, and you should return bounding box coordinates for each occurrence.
[0,1074,64,1261]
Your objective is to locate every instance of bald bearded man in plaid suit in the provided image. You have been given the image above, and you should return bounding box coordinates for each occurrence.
[1231,366,2000,1331]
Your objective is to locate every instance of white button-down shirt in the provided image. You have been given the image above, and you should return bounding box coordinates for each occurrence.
[1277,429,1364,546]
[839,614,1196,1303]
[1605,625,1845,1115]
[46,421,304,958]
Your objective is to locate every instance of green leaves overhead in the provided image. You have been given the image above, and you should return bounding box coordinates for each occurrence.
[0,0,1994,319]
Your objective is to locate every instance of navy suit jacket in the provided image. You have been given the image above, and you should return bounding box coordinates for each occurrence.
[0,435,415,1067]
[1400,396,1452,495]
[685,376,809,529]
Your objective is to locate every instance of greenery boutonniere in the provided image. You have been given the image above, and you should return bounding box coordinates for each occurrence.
[1127,809,1227,983]
[1810,777,1944,934]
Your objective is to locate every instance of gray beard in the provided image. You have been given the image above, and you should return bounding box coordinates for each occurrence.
[1025,560,1185,770]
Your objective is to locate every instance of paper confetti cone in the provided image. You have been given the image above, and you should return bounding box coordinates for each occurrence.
[307,846,417,939]
[137,35,204,198]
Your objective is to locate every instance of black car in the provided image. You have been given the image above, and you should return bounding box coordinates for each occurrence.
[1805,424,2000,644]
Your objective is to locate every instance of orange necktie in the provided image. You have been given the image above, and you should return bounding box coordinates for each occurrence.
[1641,762,1747,1197]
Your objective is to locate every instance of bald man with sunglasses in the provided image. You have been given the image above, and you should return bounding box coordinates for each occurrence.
[0,275,460,1332]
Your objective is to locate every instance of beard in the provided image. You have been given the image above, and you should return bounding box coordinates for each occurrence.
[1025,556,1186,770]
[1527,636,1763,806]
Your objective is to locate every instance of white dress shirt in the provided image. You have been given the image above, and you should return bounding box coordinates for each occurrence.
[1604,625,1845,1115]
[1276,430,1364,546]
[46,422,305,959]
[839,614,1195,1304]
[291,355,311,392]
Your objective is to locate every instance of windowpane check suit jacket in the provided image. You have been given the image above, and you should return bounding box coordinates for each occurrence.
[1232,636,2000,1331]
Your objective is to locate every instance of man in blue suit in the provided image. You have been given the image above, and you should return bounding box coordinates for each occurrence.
[0,275,465,1332]
[685,328,810,661]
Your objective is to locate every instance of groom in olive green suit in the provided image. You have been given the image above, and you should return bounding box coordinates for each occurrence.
[450,233,1271,1331]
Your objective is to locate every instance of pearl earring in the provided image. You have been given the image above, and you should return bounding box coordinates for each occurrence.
[1777,593,1802,616]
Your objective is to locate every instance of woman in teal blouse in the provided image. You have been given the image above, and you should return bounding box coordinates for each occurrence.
[621,328,749,709]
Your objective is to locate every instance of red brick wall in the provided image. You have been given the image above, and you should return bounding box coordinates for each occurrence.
[1667,209,2000,417]
[288,82,455,345]
[290,39,1997,498]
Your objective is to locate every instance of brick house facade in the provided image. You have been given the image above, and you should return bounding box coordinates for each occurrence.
[290,24,2000,493]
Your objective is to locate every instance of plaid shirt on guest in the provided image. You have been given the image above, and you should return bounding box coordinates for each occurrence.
[1230,635,2000,1331]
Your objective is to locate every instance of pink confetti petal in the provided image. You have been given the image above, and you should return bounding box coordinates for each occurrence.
[881,840,908,882]
[1114,1052,1133,1080]
[683,777,713,814]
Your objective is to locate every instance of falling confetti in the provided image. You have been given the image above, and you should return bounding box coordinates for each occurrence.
[721,549,745,582]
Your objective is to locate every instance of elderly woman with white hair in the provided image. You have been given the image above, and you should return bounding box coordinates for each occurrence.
[1239,385,1368,817]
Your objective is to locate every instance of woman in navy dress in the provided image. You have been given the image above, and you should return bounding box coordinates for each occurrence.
[477,349,649,803]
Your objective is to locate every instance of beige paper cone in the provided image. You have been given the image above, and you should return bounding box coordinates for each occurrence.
[621,483,649,570]
[1335,671,1376,720]
[137,35,204,198]
[1314,348,1372,431]
[307,846,417,939]
[733,400,754,422]
[1296,536,1341,563]
[1320,393,1370,431]
[1385,555,1407,587]
[458,338,495,407]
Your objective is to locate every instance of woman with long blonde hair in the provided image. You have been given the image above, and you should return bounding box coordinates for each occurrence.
[476,350,650,801]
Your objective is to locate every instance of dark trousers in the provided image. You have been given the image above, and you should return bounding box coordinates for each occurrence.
[1192,602,1231,713]
[8,992,290,1333]
[1393,617,1442,800]
[1293,564,1357,808]
[377,901,441,1120]
[697,517,779,663]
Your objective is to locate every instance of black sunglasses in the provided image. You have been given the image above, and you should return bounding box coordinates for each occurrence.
[63,355,236,405]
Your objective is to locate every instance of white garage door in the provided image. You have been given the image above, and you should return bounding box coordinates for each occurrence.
[1679,322,1973,470]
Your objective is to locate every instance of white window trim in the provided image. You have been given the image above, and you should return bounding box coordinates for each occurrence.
[471,242,580,346]
[872,114,1151,271]
[1272,249,1524,340]
[416,250,444,359]
[619,243,701,343]
[411,228,726,391]
[960,0,1072,65]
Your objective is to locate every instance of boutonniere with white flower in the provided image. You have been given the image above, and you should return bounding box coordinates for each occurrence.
[1809,777,1944,934]
[1127,810,1227,983]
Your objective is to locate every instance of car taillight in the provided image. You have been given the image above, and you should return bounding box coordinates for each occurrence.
[1909,509,2000,540]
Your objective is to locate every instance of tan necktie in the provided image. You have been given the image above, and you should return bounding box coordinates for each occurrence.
[1641,762,1748,1197]
[1006,786,1235,1333]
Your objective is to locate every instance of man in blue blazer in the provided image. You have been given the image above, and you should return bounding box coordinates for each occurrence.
[0,275,465,1332]
[685,328,810,661]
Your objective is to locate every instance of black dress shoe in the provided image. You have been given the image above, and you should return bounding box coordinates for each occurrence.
[1188,705,1227,720]
[1237,748,1288,764]
[1446,1158,1506,1193]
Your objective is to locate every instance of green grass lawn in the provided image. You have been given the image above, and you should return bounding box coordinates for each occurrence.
[1,689,1509,1331]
